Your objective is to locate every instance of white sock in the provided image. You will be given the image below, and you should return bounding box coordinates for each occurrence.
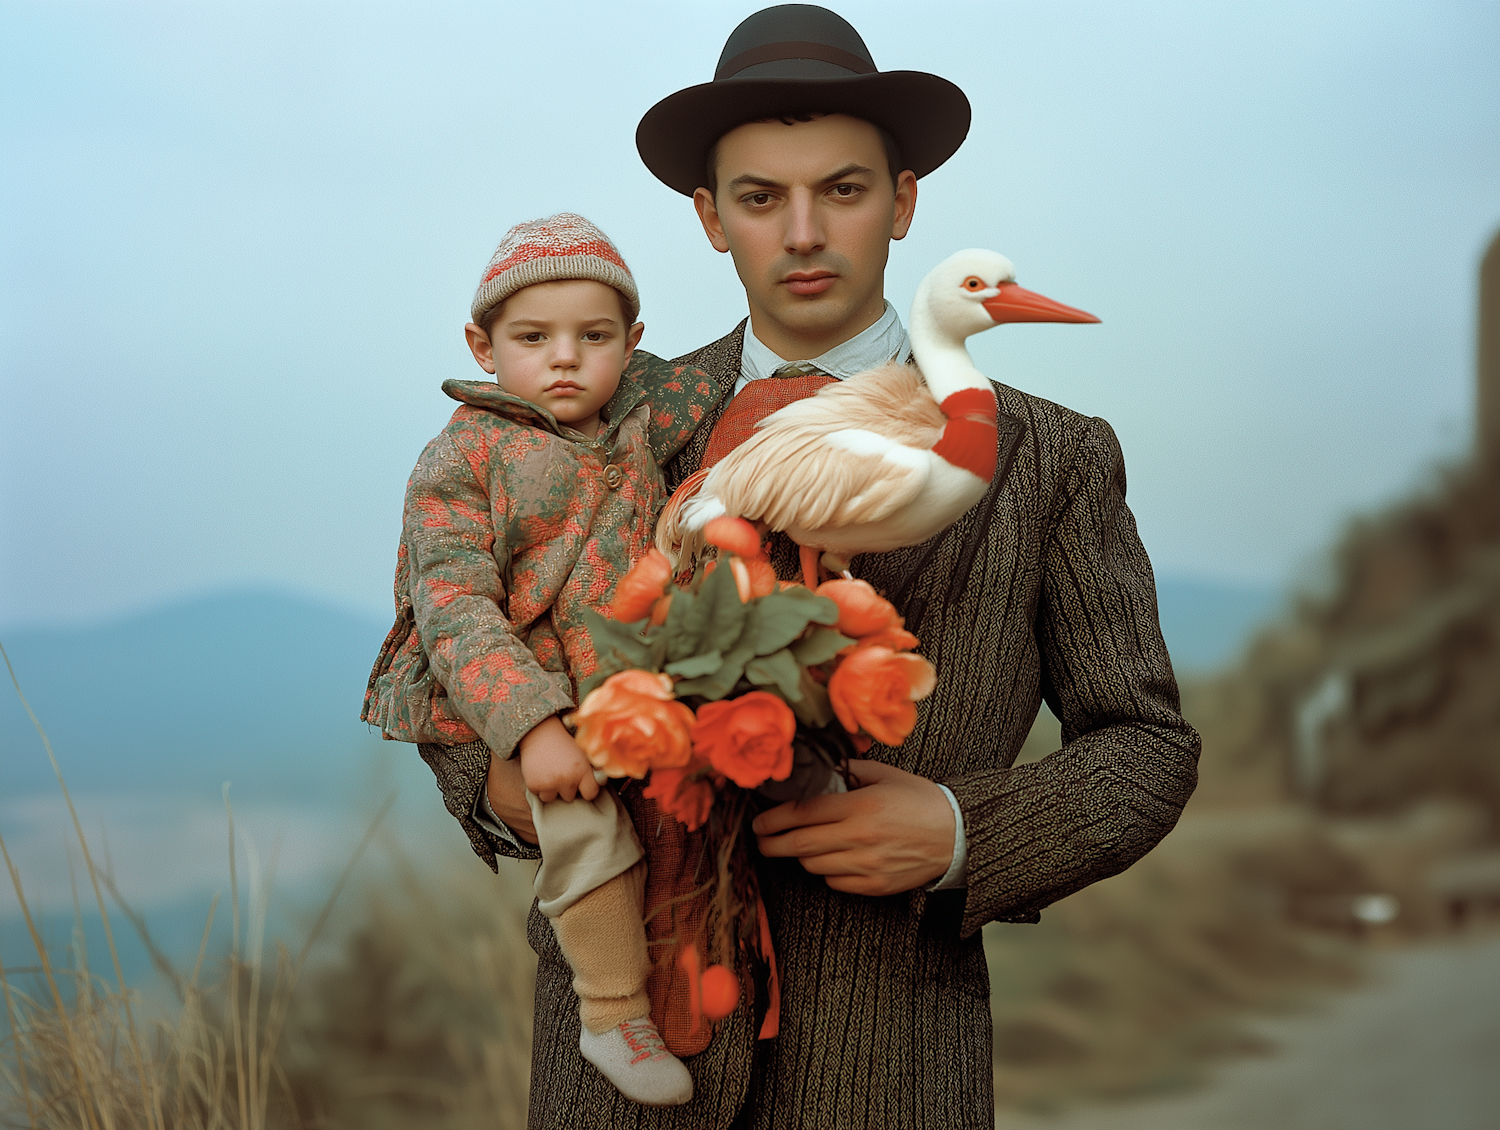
[578,1016,693,1107]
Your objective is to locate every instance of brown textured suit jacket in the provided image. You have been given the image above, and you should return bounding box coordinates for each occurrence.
[417,321,1199,1129]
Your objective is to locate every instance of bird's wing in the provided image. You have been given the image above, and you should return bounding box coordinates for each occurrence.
[702,416,934,533]
[698,362,947,534]
[656,467,712,567]
[758,362,947,439]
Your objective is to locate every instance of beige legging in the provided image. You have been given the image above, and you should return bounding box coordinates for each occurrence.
[527,788,650,1033]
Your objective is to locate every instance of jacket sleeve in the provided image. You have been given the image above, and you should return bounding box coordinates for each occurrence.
[404,431,577,762]
[945,416,1200,938]
[417,739,542,871]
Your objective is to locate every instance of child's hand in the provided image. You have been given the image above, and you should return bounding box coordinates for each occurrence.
[518,715,602,803]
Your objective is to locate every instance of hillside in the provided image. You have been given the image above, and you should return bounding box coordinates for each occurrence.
[0,589,391,798]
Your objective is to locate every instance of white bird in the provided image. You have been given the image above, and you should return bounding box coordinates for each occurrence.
[659,250,1099,585]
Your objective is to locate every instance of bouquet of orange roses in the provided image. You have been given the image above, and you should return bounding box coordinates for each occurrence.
[567,517,936,1015]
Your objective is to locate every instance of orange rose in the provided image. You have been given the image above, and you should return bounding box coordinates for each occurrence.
[842,624,920,655]
[744,558,778,598]
[815,579,902,638]
[703,515,764,559]
[827,646,937,747]
[573,670,695,779]
[611,549,673,623]
[691,692,796,789]
[643,762,714,831]
[725,557,779,602]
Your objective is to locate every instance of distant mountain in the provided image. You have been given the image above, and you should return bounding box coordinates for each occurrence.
[1154,575,1280,672]
[0,589,393,798]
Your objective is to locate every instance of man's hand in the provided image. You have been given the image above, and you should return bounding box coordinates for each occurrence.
[518,715,601,804]
[484,755,537,843]
[751,759,956,896]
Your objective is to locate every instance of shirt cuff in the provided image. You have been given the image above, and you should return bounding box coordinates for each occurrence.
[927,783,968,891]
[472,787,528,851]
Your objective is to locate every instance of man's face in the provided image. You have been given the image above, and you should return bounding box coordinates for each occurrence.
[463,279,643,438]
[694,114,917,359]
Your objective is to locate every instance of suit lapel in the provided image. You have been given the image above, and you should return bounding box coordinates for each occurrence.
[666,320,746,488]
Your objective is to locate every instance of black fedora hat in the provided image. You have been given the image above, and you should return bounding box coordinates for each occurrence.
[637,4,971,197]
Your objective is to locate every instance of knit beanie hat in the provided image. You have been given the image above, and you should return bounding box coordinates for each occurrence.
[471,212,640,329]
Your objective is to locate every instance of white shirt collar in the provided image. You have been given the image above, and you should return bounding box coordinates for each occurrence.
[736,301,911,393]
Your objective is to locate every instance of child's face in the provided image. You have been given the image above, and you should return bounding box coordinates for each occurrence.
[466,280,643,438]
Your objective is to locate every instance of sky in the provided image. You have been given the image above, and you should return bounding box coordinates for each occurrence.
[2,0,1498,628]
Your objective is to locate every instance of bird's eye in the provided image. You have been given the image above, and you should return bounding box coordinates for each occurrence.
[963,276,985,291]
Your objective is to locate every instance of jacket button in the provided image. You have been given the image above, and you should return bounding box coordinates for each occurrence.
[603,464,623,490]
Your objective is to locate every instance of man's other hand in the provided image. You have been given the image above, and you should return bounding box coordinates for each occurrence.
[485,755,537,843]
[751,760,955,896]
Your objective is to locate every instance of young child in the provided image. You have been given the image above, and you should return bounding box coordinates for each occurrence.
[362,214,694,1106]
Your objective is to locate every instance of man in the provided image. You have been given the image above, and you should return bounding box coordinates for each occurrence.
[422,6,1199,1127]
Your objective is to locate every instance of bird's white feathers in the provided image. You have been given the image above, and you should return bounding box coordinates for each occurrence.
[681,363,947,534]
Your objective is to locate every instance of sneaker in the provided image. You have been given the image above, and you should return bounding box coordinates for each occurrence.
[579,1016,693,1106]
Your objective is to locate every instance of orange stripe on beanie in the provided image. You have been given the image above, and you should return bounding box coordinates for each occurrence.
[471,213,640,328]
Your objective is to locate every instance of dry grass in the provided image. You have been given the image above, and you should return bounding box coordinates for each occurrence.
[0,803,532,1130]
[0,642,386,1130]
[0,797,390,1130]
[1,881,301,1130]
[0,626,535,1130]
[282,849,536,1130]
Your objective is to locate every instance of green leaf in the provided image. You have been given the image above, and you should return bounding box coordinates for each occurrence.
[790,626,855,667]
[662,586,700,662]
[674,564,736,659]
[578,612,672,700]
[789,669,835,729]
[583,608,656,670]
[664,650,723,678]
[745,589,841,656]
[743,596,812,656]
[697,561,749,655]
[744,649,804,701]
[673,638,755,701]
[786,588,841,625]
[647,625,670,671]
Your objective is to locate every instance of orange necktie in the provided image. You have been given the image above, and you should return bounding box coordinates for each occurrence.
[699,370,836,469]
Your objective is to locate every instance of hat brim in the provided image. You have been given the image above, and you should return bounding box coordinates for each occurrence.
[636,71,971,196]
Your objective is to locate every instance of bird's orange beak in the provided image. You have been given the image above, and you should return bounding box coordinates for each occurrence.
[983,282,1100,325]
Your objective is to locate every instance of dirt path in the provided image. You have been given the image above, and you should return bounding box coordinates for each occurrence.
[995,932,1500,1130]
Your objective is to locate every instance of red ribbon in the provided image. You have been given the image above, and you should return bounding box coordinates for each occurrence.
[756,891,781,1040]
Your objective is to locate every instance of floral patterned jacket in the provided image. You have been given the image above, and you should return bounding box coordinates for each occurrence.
[361,351,720,760]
